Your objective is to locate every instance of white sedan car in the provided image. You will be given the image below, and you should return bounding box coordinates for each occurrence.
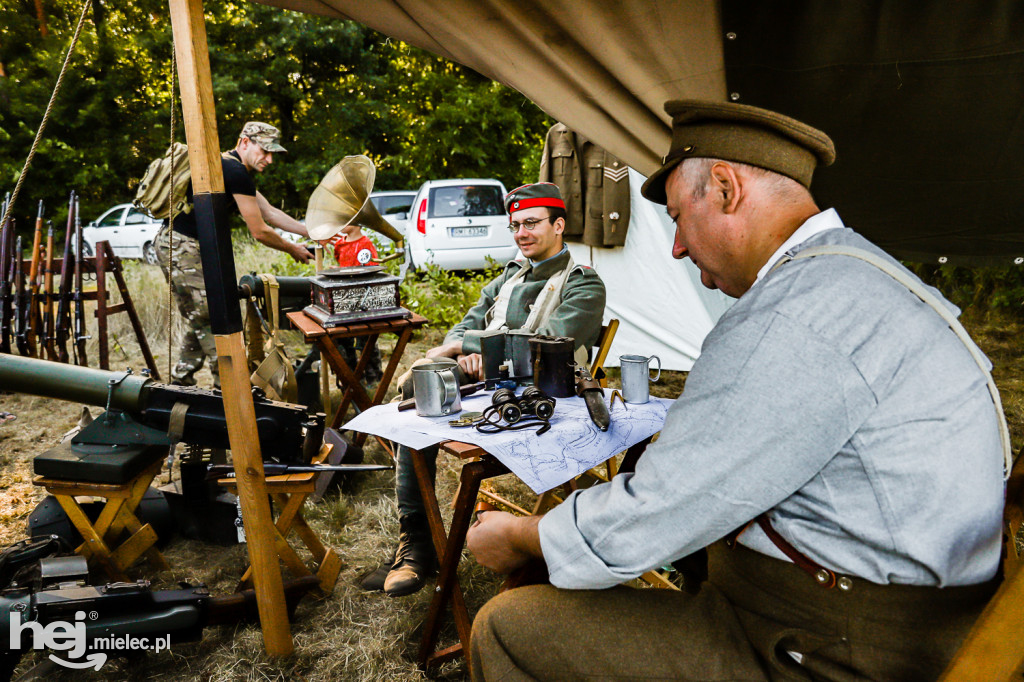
[82,203,162,264]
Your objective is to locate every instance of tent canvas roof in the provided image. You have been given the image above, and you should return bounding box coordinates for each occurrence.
[253,0,1024,265]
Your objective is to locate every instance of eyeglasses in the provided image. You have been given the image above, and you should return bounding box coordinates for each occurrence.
[507,216,551,233]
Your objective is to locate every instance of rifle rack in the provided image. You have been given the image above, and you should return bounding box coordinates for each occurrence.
[15,240,159,378]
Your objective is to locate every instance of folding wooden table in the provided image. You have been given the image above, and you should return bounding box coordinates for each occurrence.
[286,311,427,445]
[410,436,655,670]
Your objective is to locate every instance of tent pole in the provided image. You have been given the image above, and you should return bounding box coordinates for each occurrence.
[168,0,294,656]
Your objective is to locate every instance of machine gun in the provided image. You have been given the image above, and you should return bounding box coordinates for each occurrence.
[0,355,323,464]
[54,191,76,364]
[72,195,89,365]
[0,554,319,679]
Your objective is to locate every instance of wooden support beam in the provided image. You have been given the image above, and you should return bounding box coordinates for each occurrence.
[168,0,293,656]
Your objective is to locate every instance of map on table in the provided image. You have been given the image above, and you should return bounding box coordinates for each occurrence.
[343,389,673,493]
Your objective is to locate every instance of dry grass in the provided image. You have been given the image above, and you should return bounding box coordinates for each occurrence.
[2,252,1023,680]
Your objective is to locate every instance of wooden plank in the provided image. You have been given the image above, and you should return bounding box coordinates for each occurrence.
[171,0,292,656]
[939,563,1024,680]
[286,311,327,338]
[439,441,487,460]
[212,334,294,655]
[169,0,222,196]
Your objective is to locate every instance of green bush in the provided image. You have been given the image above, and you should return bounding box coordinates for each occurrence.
[388,257,503,329]
[907,262,1024,319]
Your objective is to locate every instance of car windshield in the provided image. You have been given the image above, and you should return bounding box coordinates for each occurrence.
[372,195,414,216]
[428,185,504,218]
[96,209,125,227]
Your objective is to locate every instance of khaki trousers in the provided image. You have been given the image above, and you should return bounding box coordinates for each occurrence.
[470,543,998,681]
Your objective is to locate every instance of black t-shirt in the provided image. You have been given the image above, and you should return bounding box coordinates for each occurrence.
[170,150,257,239]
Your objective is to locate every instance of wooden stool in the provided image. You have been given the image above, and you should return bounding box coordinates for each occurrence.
[33,457,170,581]
[219,444,342,593]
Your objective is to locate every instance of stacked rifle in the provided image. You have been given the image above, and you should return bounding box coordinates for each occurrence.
[0,190,91,365]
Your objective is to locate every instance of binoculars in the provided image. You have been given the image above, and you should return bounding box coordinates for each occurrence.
[490,386,556,424]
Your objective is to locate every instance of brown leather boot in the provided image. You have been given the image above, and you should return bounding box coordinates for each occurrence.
[383,514,437,597]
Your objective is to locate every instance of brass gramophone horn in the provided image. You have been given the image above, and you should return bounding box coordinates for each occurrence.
[305,155,405,260]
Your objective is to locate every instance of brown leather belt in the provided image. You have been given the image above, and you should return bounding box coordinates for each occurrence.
[727,513,840,589]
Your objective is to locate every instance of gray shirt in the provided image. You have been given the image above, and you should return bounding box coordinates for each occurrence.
[539,220,1004,589]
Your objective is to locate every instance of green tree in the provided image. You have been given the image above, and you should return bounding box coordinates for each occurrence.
[0,0,551,239]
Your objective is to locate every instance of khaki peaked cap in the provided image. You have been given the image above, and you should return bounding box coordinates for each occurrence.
[641,100,836,205]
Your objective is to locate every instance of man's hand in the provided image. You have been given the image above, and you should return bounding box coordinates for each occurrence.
[288,242,314,264]
[457,353,484,381]
[426,340,462,360]
[467,511,543,574]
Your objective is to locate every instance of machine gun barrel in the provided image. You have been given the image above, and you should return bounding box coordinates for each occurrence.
[0,355,320,462]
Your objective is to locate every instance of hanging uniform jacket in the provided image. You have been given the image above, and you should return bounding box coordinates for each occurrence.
[538,122,631,248]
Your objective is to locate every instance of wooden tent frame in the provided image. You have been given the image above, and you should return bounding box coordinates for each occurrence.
[168,0,294,655]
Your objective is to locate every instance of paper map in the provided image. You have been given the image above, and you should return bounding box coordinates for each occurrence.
[343,389,672,493]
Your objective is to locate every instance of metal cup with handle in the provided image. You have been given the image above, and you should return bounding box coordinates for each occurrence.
[619,354,661,404]
[412,361,463,416]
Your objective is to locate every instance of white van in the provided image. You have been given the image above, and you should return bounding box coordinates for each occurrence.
[406,179,519,271]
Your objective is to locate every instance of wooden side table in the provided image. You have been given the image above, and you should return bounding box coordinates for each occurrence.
[412,437,655,670]
[286,311,427,445]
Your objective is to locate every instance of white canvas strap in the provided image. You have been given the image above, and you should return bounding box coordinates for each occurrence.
[486,254,577,334]
[774,245,1013,479]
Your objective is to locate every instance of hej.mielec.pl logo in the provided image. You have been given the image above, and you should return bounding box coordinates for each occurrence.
[9,609,170,670]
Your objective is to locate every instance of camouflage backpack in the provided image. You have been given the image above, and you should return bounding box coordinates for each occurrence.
[133,142,192,220]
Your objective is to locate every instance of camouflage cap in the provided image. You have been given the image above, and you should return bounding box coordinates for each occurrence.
[240,121,287,153]
[640,100,836,204]
[504,182,566,214]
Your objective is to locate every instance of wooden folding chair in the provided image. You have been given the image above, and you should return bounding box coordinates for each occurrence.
[939,452,1024,678]
[219,441,342,593]
[33,450,170,581]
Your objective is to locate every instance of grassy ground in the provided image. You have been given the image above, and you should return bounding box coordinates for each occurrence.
[1,249,1022,680]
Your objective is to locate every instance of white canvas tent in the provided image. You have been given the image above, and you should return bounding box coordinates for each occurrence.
[567,169,732,371]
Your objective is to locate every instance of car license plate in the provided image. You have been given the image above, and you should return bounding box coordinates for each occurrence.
[451,226,487,237]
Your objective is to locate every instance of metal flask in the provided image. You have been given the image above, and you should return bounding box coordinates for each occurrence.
[530,335,577,398]
[411,362,463,417]
[619,354,661,404]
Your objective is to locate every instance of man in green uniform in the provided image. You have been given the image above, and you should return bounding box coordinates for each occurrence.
[155,121,313,387]
[361,182,607,597]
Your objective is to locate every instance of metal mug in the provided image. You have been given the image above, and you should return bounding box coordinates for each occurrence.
[412,362,462,416]
[619,354,661,404]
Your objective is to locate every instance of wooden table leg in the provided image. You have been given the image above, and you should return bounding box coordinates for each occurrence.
[320,339,373,428]
[413,449,509,669]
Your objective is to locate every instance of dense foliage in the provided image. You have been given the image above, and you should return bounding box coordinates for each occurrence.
[0,0,551,233]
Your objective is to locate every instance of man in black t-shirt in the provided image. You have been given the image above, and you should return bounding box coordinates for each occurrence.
[155,121,313,387]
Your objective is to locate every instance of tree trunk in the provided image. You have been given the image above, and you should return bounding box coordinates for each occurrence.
[34,0,49,37]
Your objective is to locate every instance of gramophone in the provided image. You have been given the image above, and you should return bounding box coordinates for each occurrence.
[303,155,412,327]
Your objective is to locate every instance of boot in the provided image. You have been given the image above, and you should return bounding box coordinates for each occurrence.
[383,514,438,597]
[358,548,395,592]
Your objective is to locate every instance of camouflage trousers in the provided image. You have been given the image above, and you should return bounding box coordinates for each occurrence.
[155,226,219,387]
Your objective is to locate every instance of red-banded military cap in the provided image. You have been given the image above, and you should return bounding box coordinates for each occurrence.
[641,100,836,205]
[504,182,566,214]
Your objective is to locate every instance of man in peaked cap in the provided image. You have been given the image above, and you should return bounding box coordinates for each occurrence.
[466,101,1006,680]
[155,121,312,388]
[359,181,607,598]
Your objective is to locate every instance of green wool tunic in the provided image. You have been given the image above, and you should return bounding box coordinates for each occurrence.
[444,249,606,356]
